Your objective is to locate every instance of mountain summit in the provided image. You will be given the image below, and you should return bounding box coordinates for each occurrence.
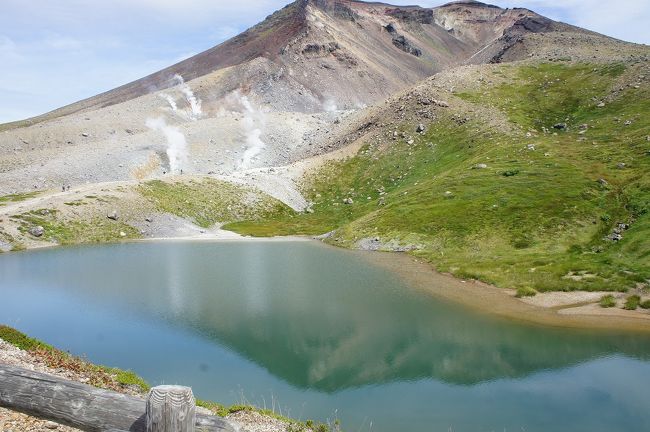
[20,0,605,122]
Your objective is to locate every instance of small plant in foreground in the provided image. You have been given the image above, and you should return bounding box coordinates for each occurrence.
[516,286,537,298]
[640,299,650,309]
[0,325,51,350]
[624,295,641,310]
[599,295,617,308]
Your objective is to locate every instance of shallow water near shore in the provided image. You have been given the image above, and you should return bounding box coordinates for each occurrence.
[1,240,650,432]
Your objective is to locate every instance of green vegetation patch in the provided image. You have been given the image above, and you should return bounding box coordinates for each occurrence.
[138,179,294,229]
[0,325,52,351]
[457,63,627,130]
[14,209,140,245]
[196,400,336,431]
[0,191,40,206]
[0,228,24,252]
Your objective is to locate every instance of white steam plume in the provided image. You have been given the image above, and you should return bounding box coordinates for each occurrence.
[240,128,265,170]
[146,117,188,174]
[174,74,202,120]
[323,99,338,112]
[159,93,178,112]
[227,91,267,170]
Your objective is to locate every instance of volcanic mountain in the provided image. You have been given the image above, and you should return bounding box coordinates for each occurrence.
[7,0,607,122]
[2,0,639,194]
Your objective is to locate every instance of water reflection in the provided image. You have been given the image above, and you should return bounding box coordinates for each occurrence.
[1,241,649,394]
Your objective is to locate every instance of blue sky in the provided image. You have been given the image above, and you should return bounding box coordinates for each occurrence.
[1,0,648,123]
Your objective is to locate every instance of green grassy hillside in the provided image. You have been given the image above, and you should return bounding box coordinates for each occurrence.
[227,62,650,293]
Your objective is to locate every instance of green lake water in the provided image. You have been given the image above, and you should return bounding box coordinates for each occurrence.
[1,240,649,431]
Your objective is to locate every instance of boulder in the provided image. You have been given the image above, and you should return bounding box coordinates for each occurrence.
[608,233,623,242]
[107,210,119,221]
[553,123,567,130]
[29,226,45,237]
[416,124,426,133]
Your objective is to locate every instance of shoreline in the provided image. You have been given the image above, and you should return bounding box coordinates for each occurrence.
[357,248,650,333]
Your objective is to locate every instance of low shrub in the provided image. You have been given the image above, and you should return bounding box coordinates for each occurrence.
[599,295,617,308]
[624,295,641,310]
[516,286,537,298]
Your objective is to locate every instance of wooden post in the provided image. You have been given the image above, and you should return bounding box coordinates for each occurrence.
[0,364,235,432]
[146,385,196,432]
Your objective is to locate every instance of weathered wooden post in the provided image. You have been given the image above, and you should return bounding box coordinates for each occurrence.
[146,385,196,432]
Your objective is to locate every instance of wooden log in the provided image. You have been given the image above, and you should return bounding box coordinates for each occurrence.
[0,364,235,432]
[146,386,195,432]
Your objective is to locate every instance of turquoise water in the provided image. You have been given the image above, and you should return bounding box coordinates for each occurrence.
[1,241,649,431]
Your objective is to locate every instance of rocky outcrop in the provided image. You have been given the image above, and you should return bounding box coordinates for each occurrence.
[302,42,340,56]
[392,35,423,57]
[311,0,358,21]
[385,8,434,24]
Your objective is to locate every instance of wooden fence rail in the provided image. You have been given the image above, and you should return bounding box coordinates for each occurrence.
[0,364,236,432]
